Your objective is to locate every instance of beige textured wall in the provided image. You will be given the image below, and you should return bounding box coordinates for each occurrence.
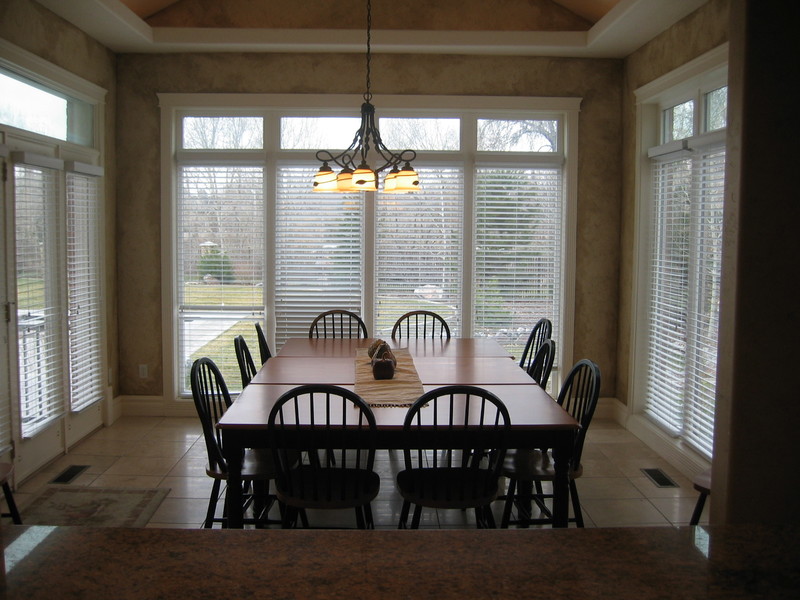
[0,0,119,395]
[116,51,623,397]
[617,0,730,406]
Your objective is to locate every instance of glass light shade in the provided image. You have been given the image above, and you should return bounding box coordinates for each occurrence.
[337,168,358,192]
[312,165,338,191]
[394,163,420,192]
[382,168,407,194]
[352,165,377,191]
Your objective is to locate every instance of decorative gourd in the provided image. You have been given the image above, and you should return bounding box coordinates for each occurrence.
[370,342,397,379]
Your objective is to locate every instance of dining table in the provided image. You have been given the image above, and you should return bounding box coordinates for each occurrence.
[217,336,579,528]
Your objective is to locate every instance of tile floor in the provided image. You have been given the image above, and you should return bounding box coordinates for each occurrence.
[8,416,708,529]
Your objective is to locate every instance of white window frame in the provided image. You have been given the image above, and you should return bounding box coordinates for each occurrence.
[628,44,728,475]
[160,93,579,402]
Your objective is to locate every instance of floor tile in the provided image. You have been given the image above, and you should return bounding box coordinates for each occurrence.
[580,498,671,527]
[102,456,180,478]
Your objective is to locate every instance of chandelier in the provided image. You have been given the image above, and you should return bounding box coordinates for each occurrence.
[312,0,420,193]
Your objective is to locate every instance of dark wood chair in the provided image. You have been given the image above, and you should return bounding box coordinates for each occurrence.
[233,335,258,388]
[267,385,380,529]
[501,359,601,528]
[519,318,553,372]
[396,385,511,529]
[308,310,368,339]
[190,357,278,528]
[254,322,272,365]
[527,338,556,389]
[391,310,451,340]
[0,463,22,524]
[690,468,711,525]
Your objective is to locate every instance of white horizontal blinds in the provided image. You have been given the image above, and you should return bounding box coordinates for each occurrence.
[275,165,363,347]
[0,153,9,453]
[683,142,725,456]
[14,164,66,436]
[66,171,104,411]
[176,164,265,393]
[645,154,691,433]
[474,166,563,363]
[374,166,463,338]
[644,140,725,458]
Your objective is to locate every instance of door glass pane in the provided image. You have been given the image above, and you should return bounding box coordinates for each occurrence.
[478,119,558,152]
[177,165,265,393]
[474,166,562,365]
[663,100,694,142]
[704,87,727,132]
[182,116,264,149]
[378,118,460,151]
[14,165,65,435]
[375,166,463,337]
[275,165,363,347]
[280,117,361,150]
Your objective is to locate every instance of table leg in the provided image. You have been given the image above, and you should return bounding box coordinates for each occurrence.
[223,442,245,529]
[551,436,571,528]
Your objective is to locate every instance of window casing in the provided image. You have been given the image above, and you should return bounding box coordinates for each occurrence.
[162,95,580,398]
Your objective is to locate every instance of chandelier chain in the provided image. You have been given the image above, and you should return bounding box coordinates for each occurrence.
[364,0,372,102]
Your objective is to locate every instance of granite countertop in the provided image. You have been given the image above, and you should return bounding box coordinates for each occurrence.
[2,524,799,599]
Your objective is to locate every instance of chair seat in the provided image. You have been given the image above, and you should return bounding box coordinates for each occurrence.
[276,466,380,509]
[206,448,277,481]
[397,468,501,509]
[502,448,582,481]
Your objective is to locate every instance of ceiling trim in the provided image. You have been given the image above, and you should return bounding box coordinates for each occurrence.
[35,0,708,59]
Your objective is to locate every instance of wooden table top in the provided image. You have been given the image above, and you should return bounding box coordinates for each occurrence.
[249,354,530,386]
[220,337,577,436]
[278,336,513,358]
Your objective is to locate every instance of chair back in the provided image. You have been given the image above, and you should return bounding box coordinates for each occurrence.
[527,338,556,388]
[254,322,272,365]
[391,310,451,340]
[402,385,510,502]
[519,318,553,371]
[190,357,232,474]
[308,310,368,339]
[233,335,258,388]
[268,385,377,503]
[557,359,601,468]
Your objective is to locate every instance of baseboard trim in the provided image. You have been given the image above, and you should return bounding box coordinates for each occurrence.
[625,413,710,479]
[594,396,627,423]
[117,395,196,418]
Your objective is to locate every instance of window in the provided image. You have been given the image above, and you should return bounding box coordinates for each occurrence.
[164,95,579,398]
[0,69,94,146]
[633,48,727,461]
[175,116,266,391]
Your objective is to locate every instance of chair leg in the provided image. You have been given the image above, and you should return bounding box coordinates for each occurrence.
[517,480,534,528]
[501,479,517,528]
[363,503,375,529]
[2,482,22,525]
[205,479,222,528]
[355,506,365,529]
[398,500,411,529]
[410,504,423,529]
[690,492,707,526]
[569,479,584,527]
[476,505,496,529]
